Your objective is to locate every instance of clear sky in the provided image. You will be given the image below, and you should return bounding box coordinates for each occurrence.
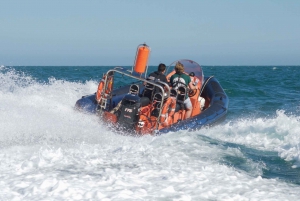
[1,0,300,66]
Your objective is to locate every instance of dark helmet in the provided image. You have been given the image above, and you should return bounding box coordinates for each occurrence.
[189,72,195,77]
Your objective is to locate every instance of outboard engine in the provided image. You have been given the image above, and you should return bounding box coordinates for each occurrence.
[117,94,141,130]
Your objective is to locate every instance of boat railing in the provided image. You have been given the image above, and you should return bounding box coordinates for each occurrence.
[102,67,171,130]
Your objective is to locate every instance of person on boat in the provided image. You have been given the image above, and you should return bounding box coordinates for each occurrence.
[189,72,200,87]
[170,61,197,119]
[143,63,168,99]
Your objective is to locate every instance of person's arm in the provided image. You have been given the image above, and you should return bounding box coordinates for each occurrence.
[169,76,173,86]
[144,73,154,85]
[188,81,196,90]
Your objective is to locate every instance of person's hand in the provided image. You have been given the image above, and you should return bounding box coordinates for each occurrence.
[188,88,197,97]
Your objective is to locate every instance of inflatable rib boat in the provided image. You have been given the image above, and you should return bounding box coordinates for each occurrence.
[75,44,229,135]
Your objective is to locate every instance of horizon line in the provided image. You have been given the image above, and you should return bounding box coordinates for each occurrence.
[3,65,300,67]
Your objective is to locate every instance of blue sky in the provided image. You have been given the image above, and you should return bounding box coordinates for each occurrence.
[1,0,299,66]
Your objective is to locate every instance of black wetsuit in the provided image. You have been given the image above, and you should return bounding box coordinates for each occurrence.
[144,71,168,98]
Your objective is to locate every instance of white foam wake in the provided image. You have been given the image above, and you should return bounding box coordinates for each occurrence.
[203,110,300,167]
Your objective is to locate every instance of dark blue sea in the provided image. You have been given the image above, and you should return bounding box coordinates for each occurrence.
[1,65,300,200]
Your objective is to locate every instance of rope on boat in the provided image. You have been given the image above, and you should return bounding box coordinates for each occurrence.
[200,76,214,96]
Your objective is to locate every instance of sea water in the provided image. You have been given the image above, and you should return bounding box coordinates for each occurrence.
[1,65,300,200]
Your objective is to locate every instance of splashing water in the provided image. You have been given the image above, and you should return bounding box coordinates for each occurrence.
[1,66,300,200]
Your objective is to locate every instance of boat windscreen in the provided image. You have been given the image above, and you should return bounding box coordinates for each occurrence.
[165,59,204,81]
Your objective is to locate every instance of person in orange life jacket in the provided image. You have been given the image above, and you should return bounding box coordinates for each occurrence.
[170,62,196,119]
[143,63,168,99]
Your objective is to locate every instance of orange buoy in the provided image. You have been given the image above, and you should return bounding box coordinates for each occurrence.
[134,45,150,74]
